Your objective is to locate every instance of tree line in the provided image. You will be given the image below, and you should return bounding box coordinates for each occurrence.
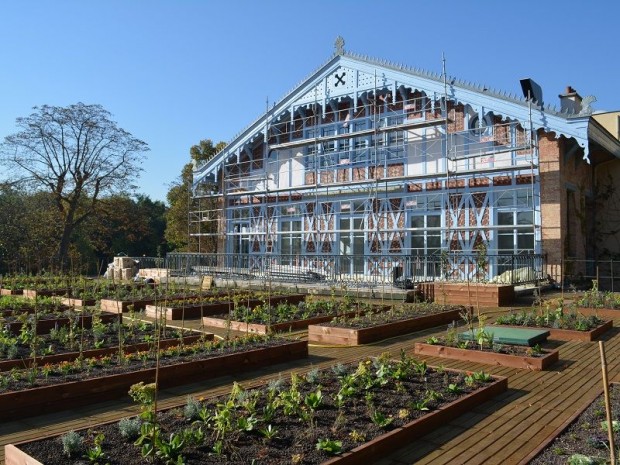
[0,103,224,275]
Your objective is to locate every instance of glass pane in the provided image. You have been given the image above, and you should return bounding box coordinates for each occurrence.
[411,216,424,228]
[517,232,534,250]
[497,212,513,225]
[353,201,365,213]
[496,191,513,207]
[428,236,441,248]
[281,240,291,255]
[411,234,424,249]
[516,189,533,207]
[353,236,364,254]
[498,233,514,250]
[292,238,301,254]
[517,211,533,225]
[340,237,351,255]
[428,215,441,228]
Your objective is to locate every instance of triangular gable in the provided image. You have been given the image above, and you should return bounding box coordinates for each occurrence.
[193,50,591,189]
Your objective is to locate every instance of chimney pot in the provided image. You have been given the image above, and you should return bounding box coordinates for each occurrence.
[559,86,582,114]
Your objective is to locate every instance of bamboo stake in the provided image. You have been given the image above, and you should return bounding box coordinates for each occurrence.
[599,341,616,464]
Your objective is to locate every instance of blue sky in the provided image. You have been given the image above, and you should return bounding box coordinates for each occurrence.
[1,0,618,203]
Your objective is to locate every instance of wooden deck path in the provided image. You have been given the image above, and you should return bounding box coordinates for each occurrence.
[1,303,619,464]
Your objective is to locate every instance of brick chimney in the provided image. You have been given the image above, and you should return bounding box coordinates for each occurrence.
[559,86,583,114]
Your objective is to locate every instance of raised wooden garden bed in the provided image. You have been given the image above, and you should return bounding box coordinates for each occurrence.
[0,333,208,371]
[203,305,388,335]
[321,375,508,465]
[145,301,231,319]
[3,311,119,336]
[145,293,306,320]
[99,297,157,313]
[59,297,97,307]
[22,288,70,299]
[4,364,507,465]
[420,282,515,307]
[414,342,559,370]
[493,319,613,342]
[0,288,22,296]
[575,306,620,321]
[0,304,72,318]
[0,339,308,421]
[307,308,463,346]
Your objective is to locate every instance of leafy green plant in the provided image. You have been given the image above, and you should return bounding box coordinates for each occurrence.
[316,438,343,455]
[128,382,159,460]
[259,424,279,441]
[472,371,492,382]
[183,395,202,421]
[369,409,393,428]
[61,430,83,458]
[305,367,321,384]
[409,398,430,411]
[447,383,462,394]
[118,417,141,441]
[304,387,323,411]
[83,433,107,464]
[155,432,186,465]
[236,414,258,432]
[348,429,366,443]
[567,454,604,465]
[600,419,620,433]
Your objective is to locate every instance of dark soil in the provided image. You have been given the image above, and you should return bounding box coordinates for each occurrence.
[0,335,283,393]
[494,310,604,331]
[223,300,378,325]
[18,356,498,464]
[0,320,194,361]
[427,337,550,358]
[319,304,465,329]
[529,384,620,464]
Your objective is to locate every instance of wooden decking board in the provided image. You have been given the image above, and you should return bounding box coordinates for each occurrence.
[392,352,612,463]
[416,405,557,465]
[458,405,577,465]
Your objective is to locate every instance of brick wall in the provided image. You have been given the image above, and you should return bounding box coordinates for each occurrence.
[539,132,562,280]
[539,131,593,281]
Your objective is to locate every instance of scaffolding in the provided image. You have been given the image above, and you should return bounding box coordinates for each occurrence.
[191,69,540,284]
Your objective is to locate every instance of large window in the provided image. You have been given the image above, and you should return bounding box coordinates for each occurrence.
[280,220,301,265]
[410,214,442,278]
[495,188,535,255]
[339,217,364,275]
[497,211,534,254]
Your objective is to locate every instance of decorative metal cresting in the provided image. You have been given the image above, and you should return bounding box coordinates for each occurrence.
[578,95,596,116]
[334,36,345,55]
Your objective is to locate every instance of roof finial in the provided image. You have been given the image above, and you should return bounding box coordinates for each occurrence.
[334,36,345,55]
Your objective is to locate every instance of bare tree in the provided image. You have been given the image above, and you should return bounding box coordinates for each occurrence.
[1,103,149,269]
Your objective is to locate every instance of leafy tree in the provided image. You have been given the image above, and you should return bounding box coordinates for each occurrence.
[165,139,225,252]
[0,103,149,270]
[78,194,167,272]
[0,185,29,273]
[0,187,60,273]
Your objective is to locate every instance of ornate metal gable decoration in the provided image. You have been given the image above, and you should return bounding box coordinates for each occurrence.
[334,36,345,56]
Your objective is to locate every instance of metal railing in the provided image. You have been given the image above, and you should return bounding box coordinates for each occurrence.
[161,252,546,289]
[557,258,620,292]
